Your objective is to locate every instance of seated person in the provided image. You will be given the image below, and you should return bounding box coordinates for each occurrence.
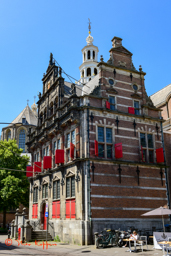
[123,230,138,247]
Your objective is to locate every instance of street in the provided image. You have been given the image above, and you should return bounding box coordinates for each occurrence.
[0,235,166,256]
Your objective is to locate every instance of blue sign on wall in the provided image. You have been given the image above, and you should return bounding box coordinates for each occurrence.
[45,212,48,217]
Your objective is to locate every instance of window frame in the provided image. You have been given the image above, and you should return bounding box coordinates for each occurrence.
[66,130,75,162]
[33,186,38,203]
[42,183,48,199]
[53,180,60,200]
[97,125,114,159]
[140,132,155,163]
[134,100,140,115]
[66,176,75,199]
[108,95,116,111]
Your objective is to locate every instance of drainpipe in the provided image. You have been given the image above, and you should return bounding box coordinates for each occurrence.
[160,117,170,209]
[87,105,91,221]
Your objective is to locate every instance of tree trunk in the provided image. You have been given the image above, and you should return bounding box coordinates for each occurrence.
[3,208,6,229]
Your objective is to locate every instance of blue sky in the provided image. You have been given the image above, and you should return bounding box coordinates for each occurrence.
[0,0,171,132]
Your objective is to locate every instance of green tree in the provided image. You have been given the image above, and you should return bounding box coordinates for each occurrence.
[0,139,30,228]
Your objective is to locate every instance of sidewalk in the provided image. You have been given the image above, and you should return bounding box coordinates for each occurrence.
[0,235,166,256]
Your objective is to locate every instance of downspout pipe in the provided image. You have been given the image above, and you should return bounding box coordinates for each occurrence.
[87,105,91,221]
[160,117,170,210]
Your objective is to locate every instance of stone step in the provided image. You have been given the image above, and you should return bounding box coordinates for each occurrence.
[31,230,52,241]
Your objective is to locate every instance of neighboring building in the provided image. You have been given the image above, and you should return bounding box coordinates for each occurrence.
[27,32,168,245]
[1,103,37,153]
[0,102,37,225]
[151,85,171,206]
[151,84,171,131]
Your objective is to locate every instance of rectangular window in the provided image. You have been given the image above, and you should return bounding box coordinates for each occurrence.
[43,148,46,157]
[37,152,39,162]
[98,127,104,142]
[46,146,49,156]
[67,133,70,148]
[53,180,60,199]
[134,101,140,115]
[109,96,115,110]
[71,130,75,145]
[66,176,75,198]
[107,145,112,158]
[98,144,104,158]
[42,184,48,198]
[53,141,56,155]
[57,139,61,149]
[97,126,113,159]
[140,133,154,163]
[33,187,38,203]
[106,128,112,143]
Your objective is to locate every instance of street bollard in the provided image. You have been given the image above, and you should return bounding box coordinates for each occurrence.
[94,232,98,249]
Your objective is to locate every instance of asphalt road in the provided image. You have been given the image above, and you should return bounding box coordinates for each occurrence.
[0,235,165,256]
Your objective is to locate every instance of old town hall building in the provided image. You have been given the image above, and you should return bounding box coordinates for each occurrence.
[27,31,169,245]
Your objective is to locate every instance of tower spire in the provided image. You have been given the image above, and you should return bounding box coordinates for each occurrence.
[88,18,91,34]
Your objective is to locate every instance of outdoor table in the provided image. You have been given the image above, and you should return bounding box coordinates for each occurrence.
[158,241,171,256]
[123,238,137,252]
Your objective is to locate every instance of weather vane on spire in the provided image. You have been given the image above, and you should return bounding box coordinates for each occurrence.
[88,18,91,34]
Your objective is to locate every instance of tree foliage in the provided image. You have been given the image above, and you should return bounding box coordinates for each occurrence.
[0,139,30,212]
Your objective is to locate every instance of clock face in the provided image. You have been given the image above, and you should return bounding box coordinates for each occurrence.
[109,79,114,86]
[133,84,138,91]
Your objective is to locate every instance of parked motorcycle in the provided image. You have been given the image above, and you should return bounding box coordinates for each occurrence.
[95,229,117,248]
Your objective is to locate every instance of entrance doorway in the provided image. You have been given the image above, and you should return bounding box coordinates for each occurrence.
[41,203,47,230]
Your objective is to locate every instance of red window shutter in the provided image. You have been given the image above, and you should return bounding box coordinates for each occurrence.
[26,166,33,177]
[18,228,21,240]
[95,140,98,156]
[34,162,41,173]
[57,201,60,218]
[66,200,70,218]
[156,148,164,163]
[35,204,38,218]
[43,156,52,169]
[55,149,64,164]
[115,143,123,158]
[71,199,75,219]
[128,107,135,114]
[106,101,110,109]
[70,143,75,159]
[52,202,55,218]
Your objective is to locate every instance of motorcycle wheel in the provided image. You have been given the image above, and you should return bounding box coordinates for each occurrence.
[111,238,117,247]
[118,240,124,247]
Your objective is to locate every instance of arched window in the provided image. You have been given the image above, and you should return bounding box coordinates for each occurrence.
[7,130,11,141]
[82,70,84,77]
[93,51,95,59]
[87,50,90,60]
[84,52,86,61]
[94,68,97,75]
[87,68,91,76]
[19,129,25,152]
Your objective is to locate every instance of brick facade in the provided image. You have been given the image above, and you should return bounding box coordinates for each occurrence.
[27,37,168,245]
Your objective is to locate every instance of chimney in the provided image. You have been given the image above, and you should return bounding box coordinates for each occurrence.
[111,36,123,48]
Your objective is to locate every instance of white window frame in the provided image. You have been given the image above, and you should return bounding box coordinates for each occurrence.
[139,132,155,163]
[134,99,141,115]
[96,125,115,159]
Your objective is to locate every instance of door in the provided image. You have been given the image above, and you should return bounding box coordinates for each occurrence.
[41,203,47,230]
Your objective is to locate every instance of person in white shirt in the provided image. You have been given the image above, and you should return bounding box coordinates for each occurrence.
[123,230,138,247]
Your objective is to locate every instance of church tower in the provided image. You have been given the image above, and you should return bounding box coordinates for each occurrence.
[79,20,99,84]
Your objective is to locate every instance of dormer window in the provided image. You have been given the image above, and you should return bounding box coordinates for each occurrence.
[22,117,26,124]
